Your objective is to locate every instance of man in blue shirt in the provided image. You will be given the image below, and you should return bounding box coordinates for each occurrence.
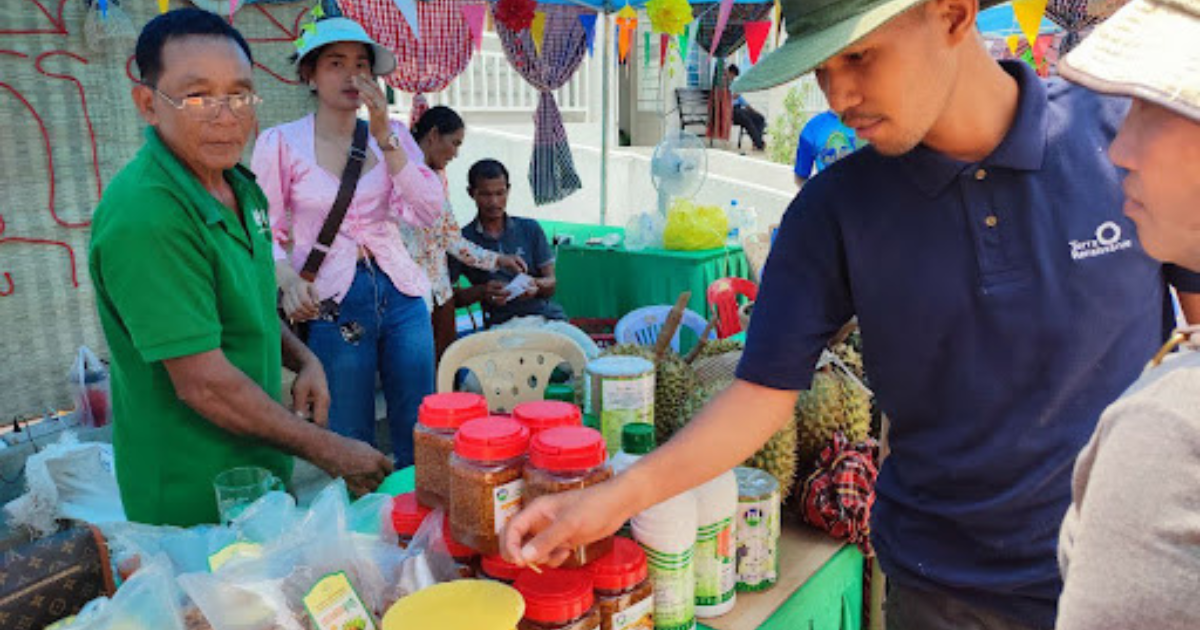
[452,159,567,327]
[728,64,767,151]
[504,2,1200,629]
[794,109,862,185]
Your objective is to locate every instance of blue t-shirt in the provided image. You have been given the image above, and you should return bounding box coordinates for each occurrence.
[453,215,567,326]
[794,110,861,179]
[739,61,1200,627]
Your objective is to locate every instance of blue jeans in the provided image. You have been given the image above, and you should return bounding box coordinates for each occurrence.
[307,262,434,468]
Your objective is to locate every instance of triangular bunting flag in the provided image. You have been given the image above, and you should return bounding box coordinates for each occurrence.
[393,0,420,39]
[743,21,770,64]
[1005,34,1021,56]
[774,0,782,47]
[1020,47,1037,69]
[677,20,693,61]
[579,14,598,57]
[1012,0,1048,47]
[158,0,169,13]
[532,11,547,56]
[230,0,240,21]
[461,4,488,53]
[644,31,651,67]
[660,33,669,68]
[710,0,734,56]
[1032,33,1052,65]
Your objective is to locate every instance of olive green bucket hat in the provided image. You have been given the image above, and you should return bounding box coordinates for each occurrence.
[1059,0,1200,123]
[732,0,1007,93]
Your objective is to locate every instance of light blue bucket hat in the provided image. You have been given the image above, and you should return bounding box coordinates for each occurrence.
[294,17,397,77]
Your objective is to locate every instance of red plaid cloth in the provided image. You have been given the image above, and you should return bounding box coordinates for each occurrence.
[799,431,879,557]
[338,0,480,125]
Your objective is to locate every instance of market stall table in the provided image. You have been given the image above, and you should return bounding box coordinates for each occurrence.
[542,221,752,323]
[377,468,863,630]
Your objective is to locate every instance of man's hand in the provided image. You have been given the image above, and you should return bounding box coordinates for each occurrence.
[497,254,528,275]
[309,434,394,497]
[290,356,330,427]
[484,280,509,308]
[502,480,633,568]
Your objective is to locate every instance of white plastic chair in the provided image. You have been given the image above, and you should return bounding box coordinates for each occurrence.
[437,329,589,414]
[614,305,715,352]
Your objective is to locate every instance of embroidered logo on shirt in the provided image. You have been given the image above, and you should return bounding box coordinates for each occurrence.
[250,207,271,237]
[1069,221,1133,261]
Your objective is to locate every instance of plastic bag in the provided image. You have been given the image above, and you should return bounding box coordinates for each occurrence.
[69,346,110,428]
[100,521,237,578]
[625,212,666,251]
[82,0,137,54]
[348,493,398,545]
[60,554,186,630]
[663,199,729,250]
[5,433,125,535]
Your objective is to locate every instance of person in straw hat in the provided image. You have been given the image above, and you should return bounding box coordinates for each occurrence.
[252,12,445,470]
[1053,2,1200,628]
[504,1,1200,628]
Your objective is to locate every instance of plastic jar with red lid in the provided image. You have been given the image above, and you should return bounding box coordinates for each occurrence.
[524,426,615,567]
[391,492,432,549]
[589,538,654,630]
[414,393,490,510]
[481,553,525,585]
[513,401,583,439]
[516,568,601,630]
[439,517,480,578]
[449,416,531,555]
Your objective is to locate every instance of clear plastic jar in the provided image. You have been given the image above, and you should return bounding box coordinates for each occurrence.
[441,518,480,578]
[391,492,431,549]
[450,417,531,555]
[590,538,654,630]
[516,568,602,630]
[414,393,489,510]
[525,427,615,567]
[513,400,583,440]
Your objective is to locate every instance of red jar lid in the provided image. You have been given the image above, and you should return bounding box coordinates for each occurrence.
[480,554,524,582]
[513,401,582,435]
[529,427,607,472]
[515,568,595,624]
[441,519,478,560]
[589,537,648,591]
[454,417,530,462]
[419,393,489,429]
[391,492,431,537]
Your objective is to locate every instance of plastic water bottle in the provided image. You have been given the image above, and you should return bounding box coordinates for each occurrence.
[726,200,742,246]
[694,470,739,618]
[633,489,698,630]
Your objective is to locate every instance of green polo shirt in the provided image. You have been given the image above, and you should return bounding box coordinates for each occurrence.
[89,127,292,527]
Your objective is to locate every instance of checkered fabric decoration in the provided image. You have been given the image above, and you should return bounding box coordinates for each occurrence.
[497,5,592,205]
[800,431,879,557]
[1045,0,1126,52]
[338,0,479,125]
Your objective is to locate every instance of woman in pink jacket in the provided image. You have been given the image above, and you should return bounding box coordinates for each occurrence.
[251,17,443,468]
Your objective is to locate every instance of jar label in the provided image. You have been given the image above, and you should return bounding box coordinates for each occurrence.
[302,571,377,630]
[640,544,695,630]
[613,593,655,630]
[736,494,780,588]
[493,478,525,535]
[598,375,654,453]
[695,518,736,606]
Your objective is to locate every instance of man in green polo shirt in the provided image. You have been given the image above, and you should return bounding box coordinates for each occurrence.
[89,9,393,527]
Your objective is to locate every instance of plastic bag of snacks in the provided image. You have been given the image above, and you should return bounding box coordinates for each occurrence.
[69,346,111,428]
[59,555,186,630]
[663,199,729,251]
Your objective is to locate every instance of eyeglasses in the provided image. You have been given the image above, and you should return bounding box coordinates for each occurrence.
[148,86,262,121]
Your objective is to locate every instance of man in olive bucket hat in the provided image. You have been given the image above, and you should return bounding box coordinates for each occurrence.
[504,2,1200,629]
[1051,1,1200,628]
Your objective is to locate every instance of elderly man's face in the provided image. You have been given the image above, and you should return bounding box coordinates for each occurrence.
[135,36,256,176]
[1109,99,1200,271]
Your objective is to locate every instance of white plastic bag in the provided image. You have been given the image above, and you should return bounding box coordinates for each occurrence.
[61,555,186,630]
[69,346,110,428]
[4,433,125,535]
[625,212,666,251]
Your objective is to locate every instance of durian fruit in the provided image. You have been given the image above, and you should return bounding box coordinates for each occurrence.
[831,340,865,382]
[795,365,873,471]
[679,382,799,499]
[589,344,702,446]
[689,338,745,363]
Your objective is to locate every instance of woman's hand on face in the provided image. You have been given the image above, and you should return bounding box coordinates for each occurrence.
[352,74,393,145]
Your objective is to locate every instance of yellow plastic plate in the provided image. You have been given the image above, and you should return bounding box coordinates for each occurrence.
[382,580,524,630]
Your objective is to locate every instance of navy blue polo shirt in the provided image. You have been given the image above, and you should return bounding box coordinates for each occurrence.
[738,61,1200,628]
[455,215,567,325]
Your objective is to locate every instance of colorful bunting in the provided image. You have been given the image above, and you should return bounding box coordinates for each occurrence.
[393,0,420,39]
[1012,0,1049,47]
[616,4,638,64]
[709,0,735,56]
[579,13,598,57]
[677,20,694,62]
[743,20,770,64]
[158,0,169,13]
[644,31,651,67]
[1032,33,1053,65]
[774,0,782,47]
[230,0,240,21]
[660,33,669,67]
[1005,34,1021,55]
[532,11,547,56]
[646,0,693,36]
[461,4,488,53]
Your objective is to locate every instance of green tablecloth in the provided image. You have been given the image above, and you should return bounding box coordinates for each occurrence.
[543,221,751,323]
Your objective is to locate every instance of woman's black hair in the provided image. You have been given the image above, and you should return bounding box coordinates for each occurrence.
[413,106,465,143]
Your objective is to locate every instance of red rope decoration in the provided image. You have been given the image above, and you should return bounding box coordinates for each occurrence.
[0,214,80,296]
[0,0,69,36]
[36,51,102,202]
[0,80,89,228]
